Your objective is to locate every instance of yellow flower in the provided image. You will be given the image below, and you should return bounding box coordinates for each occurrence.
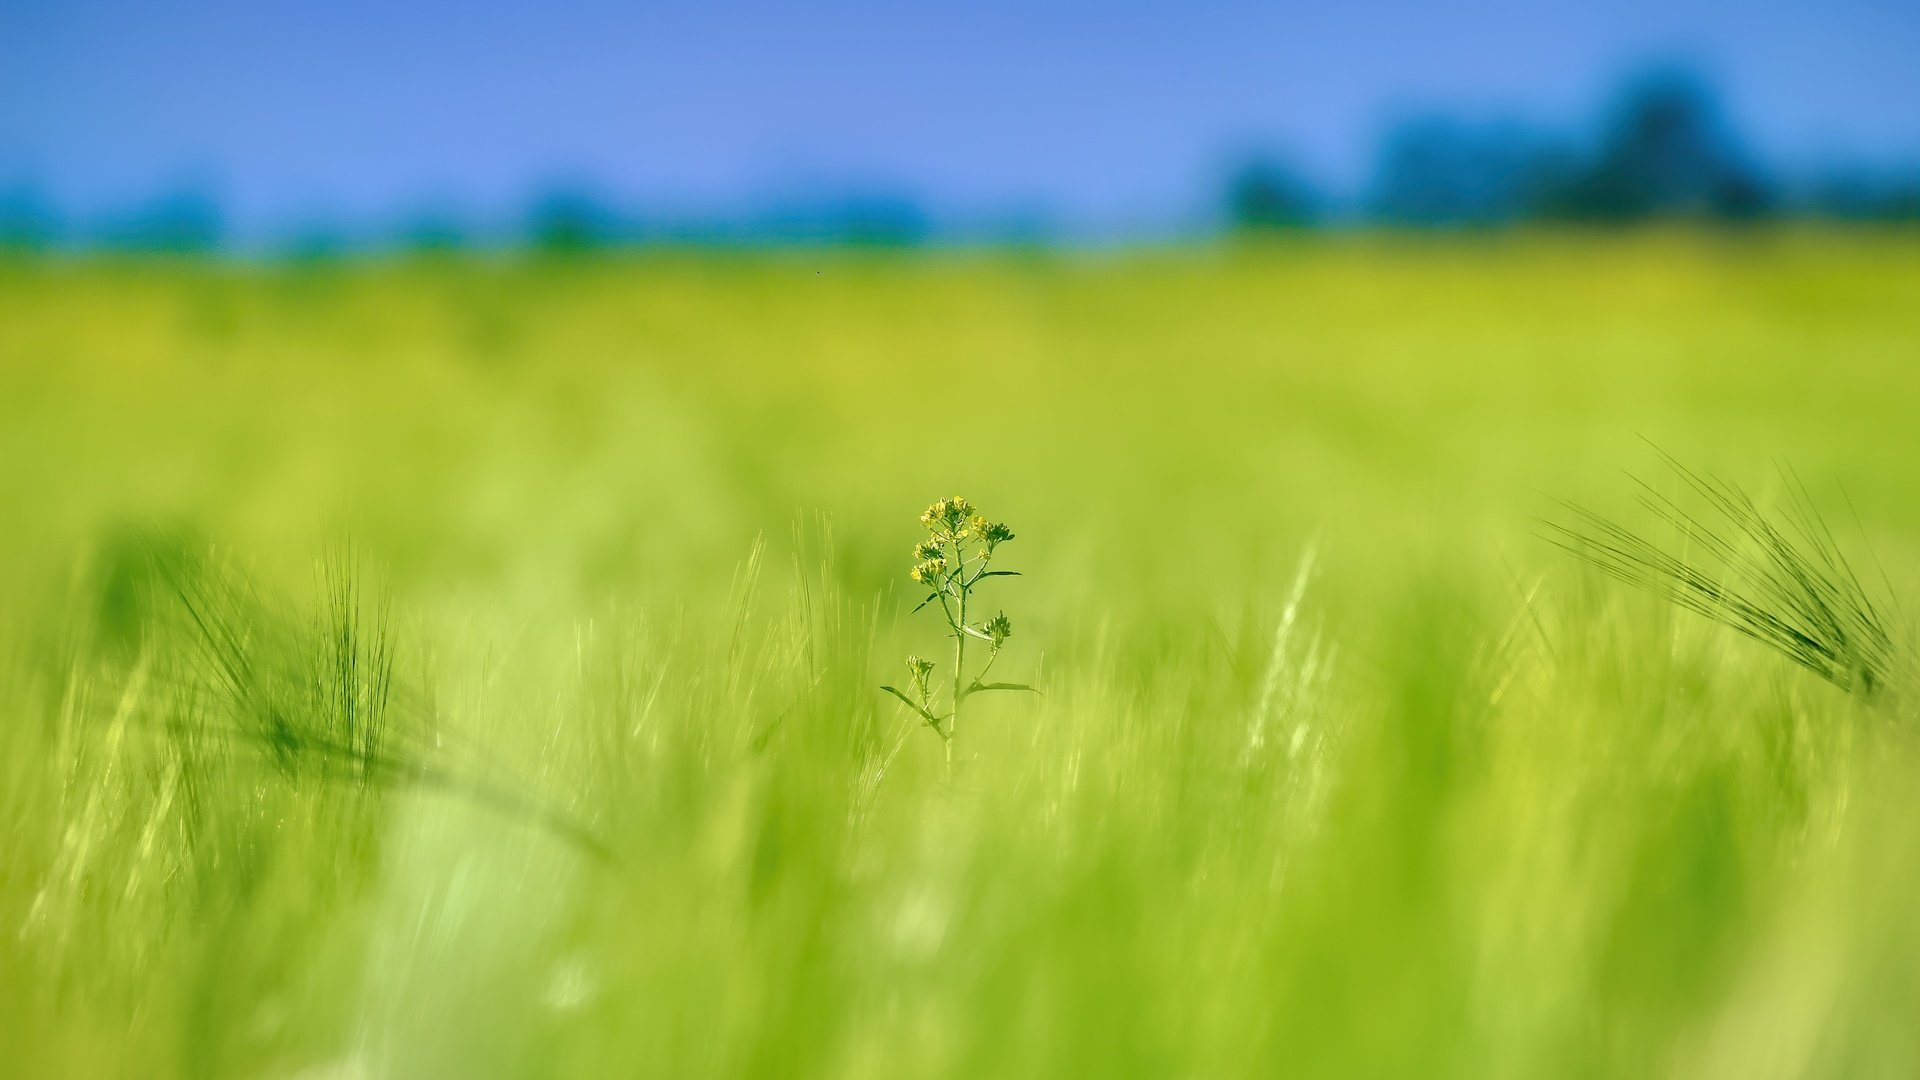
[919,496,977,536]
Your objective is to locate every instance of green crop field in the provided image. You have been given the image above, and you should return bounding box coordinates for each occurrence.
[3,233,1919,1078]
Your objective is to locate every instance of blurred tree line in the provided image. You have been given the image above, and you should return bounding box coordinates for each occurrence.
[6,67,1919,255]
[1229,68,1920,232]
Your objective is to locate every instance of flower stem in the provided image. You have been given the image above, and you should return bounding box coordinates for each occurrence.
[948,549,967,779]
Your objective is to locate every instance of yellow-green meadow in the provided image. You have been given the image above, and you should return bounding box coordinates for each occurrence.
[4,233,1919,1077]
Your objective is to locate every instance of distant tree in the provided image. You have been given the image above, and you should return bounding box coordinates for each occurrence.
[95,188,224,252]
[1869,179,1920,222]
[1805,169,1920,223]
[0,185,58,251]
[1225,157,1320,231]
[527,186,628,252]
[1549,69,1774,223]
[279,220,354,262]
[1367,118,1559,227]
[1362,69,1781,228]
[757,191,929,247]
[825,194,928,247]
[398,209,470,253]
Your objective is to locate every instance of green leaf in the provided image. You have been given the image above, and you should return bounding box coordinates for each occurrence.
[909,591,939,613]
[880,685,948,733]
[974,570,1022,579]
[960,681,1040,700]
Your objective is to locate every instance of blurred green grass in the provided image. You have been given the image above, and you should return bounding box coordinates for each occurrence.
[3,233,1919,1077]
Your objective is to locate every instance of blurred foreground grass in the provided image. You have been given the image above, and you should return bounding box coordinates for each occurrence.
[3,233,1919,1077]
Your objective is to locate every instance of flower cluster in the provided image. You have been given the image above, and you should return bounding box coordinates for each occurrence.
[982,611,1013,648]
[905,655,936,699]
[910,497,1014,584]
[919,496,974,536]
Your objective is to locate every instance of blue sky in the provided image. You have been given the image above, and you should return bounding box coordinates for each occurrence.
[4,0,1918,236]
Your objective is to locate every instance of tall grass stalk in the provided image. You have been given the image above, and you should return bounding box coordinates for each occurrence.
[1547,448,1912,709]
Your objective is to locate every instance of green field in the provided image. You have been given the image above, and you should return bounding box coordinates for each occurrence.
[4,234,1919,1077]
